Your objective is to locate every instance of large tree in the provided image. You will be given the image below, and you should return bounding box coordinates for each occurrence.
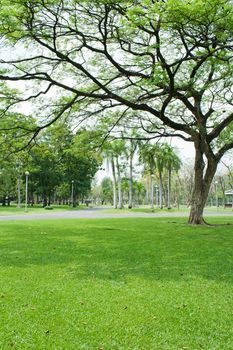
[0,0,233,223]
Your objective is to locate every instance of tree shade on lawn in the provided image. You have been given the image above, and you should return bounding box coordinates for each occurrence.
[0,218,233,349]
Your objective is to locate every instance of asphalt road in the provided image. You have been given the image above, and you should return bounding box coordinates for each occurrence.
[0,207,232,221]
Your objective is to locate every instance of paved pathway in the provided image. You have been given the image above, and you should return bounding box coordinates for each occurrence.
[0,207,232,221]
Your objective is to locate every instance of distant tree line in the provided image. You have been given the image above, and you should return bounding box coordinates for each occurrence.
[92,140,233,209]
[0,122,101,207]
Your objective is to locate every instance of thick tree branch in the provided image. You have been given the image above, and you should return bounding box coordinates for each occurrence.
[208,113,233,142]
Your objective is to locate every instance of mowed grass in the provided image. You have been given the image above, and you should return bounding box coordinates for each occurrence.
[0,218,233,350]
[101,205,233,214]
[0,204,87,216]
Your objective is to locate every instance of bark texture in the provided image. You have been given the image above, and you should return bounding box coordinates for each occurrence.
[188,141,217,225]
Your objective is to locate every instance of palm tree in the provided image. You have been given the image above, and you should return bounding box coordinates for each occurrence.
[163,144,182,209]
[154,144,165,209]
[139,143,157,210]
[121,130,140,209]
[134,181,146,205]
[111,140,126,209]
[140,142,180,210]
[101,144,117,209]
[127,138,138,209]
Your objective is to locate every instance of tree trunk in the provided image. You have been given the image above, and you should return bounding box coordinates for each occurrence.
[159,172,163,209]
[188,142,217,225]
[150,174,154,210]
[116,157,123,209]
[167,169,171,209]
[111,156,117,209]
[17,176,21,208]
[188,190,209,224]
[146,176,149,205]
[128,150,133,209]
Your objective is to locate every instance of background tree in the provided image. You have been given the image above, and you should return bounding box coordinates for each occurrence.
[100,177,113,205]
[139,143,157,209]
[124,134,139,209]
[102,143,118,209]
[178,160,195,207]
[163,144,182,209]
[133,181,146,206]
[111,140,126,209]
[154,144,166,209]
[0,166,15,206]
[60,129,101,205]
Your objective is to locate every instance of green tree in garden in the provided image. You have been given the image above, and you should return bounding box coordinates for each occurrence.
[102,139,128,209]
[163,144,182,209]
[27,125,101,206]
[0,111,35,206]
[121,177,129,205]
[101,123,139,209]
[0,111,36,156]
[100,177,113,205]
[101,143,118,209]
[1,0,233,223]
[139,143,181,209]
[27,122,73,206]
[133,181,146,205]
[58,129,101,204]
[178,160,195,207]
[124,136,139,209]
[110,140,126,209]
[222,163,233,190]
[29,144,62,206]
[153,144,166,209]
[139,143,157,209]
[0,167,15,206]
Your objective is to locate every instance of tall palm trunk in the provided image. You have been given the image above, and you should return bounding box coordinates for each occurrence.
[128,144,133,209]
[159,171,163,209]
[146,176,150,204]
[150,174,154,210]
[17,175,21,208]
[111,156,117,209]
[167,168,171,209]
[116,157,123,209]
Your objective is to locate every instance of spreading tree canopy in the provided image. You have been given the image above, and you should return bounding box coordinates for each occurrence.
[0,0,233,223]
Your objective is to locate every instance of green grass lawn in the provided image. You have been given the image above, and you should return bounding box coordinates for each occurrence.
[101,207,181,214]
[0,217,233,349]
[101,205,233,214]
[0,204,88,216]
[0,204,232,216]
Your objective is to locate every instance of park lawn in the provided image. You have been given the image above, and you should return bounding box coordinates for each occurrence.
[101,207,181,214]
[0,204,87,216]
[1,204,232,217]
[101,206,233,214]
[0,217,233,350]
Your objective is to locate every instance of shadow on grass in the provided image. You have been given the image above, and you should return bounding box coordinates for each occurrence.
[0,218,233,284]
